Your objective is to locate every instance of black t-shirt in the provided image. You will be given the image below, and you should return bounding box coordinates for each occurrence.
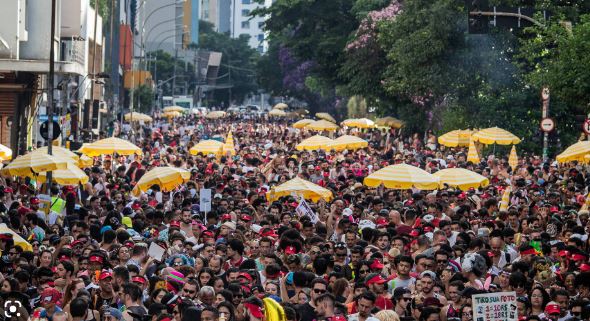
[296,303,317,321]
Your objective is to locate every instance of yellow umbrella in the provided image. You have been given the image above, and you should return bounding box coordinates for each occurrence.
[438,130,474,147]
[190,140,224,156]
[375,117,404,129]
[556,141,590,163]
[328,135,368,151]
[364,164,439,190]
[268,109,287,117]
[499,187,512,212]
[306,119,340,132]
[132,167,191,196]
[124,112,153,122]
[33,146,79,161]
[472,127,521,145]
[467,139,480,164]
[0,144,12,161]
[206,111,227,119]
[433,168,489,191]
[1,152,69,177]
[37,162,89,185]
[508,145,518,169]
[266,177,333,202]
[296,135,334,151]
[163,106,185,113]
[78,137,142,157]
[0,223,32,252]
[341,118,375,129]
[163,111,182,118]
[274,103,288,110]
[292,119,315,129]
[79,155,94,168]
[315,113,337,123]
[223,132,236,156]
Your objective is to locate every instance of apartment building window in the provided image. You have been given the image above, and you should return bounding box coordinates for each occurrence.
[241,21,250,29]
[257,34,264,41]
[242,0,251,3]
[242,9,250,17]
[258,22,265,29]
[257,45,264,53]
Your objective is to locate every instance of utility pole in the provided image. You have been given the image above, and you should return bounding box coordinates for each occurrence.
[90,0,100,132]
[47,0,57,190]
[111,0,121,123]
[172,48,178,97]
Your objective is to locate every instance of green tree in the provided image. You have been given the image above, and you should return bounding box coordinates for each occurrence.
[133,84,154,113]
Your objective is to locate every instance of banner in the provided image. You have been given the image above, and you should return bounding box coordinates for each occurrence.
[200,188,212,213]
[295,198,318,223]
[472,291,517,321]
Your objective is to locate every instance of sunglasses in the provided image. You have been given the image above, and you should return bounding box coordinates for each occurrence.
[313,289,327,294]
[183,289,196,294]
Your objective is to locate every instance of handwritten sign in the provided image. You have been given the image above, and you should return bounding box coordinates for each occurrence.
[472,291,517,321]
[295,198,318,223]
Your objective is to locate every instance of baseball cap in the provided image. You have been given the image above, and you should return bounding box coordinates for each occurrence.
[545,302,560,315]
[104,308,123,320]
[365,273,387,286]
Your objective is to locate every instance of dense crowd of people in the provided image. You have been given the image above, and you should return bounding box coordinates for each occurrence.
[0,114,589,321]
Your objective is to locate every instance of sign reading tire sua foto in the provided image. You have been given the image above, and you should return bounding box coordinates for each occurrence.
[472,291,517,321]
[540,118,555,132]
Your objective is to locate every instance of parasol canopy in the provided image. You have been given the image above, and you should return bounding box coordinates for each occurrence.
[433,168,489,191]
[364,163,440,190]
[266,177,333,202]
[472,127,521,145]
[132,167,191,196]
[78,137,142,157]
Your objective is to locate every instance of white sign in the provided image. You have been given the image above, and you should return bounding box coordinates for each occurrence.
[472,291,517,321]
[200,188,212,213]
[540,118,555,132]
[295,198,318,224]
[147,242,165,262]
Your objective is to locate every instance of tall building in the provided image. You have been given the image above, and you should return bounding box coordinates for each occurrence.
[229,0,272,53]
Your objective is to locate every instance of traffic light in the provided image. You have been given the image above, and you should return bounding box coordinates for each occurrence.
[467,0,491,34]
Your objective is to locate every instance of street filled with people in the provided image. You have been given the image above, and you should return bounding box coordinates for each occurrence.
[0,112,589,321]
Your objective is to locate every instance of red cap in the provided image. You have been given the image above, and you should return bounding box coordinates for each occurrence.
[89,256,104,264]
[241,214,253,222]
[520,248,537,256]
[558,250,570,258]
[40,287,62,304]
[285,246,297,255]
[59,255,71,262]
[579,263,590,272]
[3,187,13,193]
[260,229,278,238]
[244,303,264,319]
[99,271,113,280]
[571,253,587,262]
[323,172,329,177]
[366,274,387,285]
[424,226,434,233]
[545,303,560,315]
[221,214,232,221]
[71,240,83,247]
[30,197,40,205]
[202,230,214,238]
[169,221,181,228]
[132,276,146,284]
[457,192,467,200]
[550,206,560,213]
[409,229,420,237]
[375,217,388,227]
[238,272,253,281]
[132,202,142,210]
[370,259,384,270]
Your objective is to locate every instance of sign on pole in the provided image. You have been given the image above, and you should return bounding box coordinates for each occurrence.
[295,197,319,224]
[540,118,555,132]
[472,291,517,321]
[200,188,212,213]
